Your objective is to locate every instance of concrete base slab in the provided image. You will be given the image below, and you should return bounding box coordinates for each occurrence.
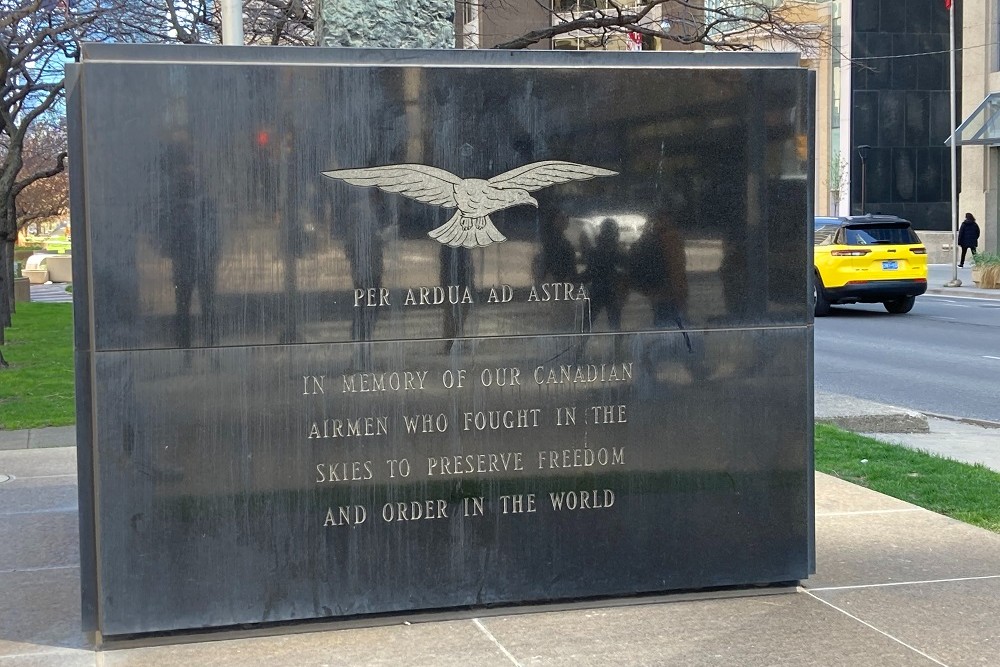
[810,508,1000,589]
[0,568,86,658]
[0,454,997,666]
[478,594,938,667]
[812,578,1000,667]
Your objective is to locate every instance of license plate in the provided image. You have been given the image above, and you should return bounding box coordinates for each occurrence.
[882,260,898,270]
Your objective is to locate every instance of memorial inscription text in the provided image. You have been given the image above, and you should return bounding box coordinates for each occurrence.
[304,292,632,528]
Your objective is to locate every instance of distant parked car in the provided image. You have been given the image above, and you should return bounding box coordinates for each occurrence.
[813,215,928,316]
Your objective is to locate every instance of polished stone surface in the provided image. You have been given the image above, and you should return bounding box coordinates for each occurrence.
[71,50,811,352]
[69,46,814,637]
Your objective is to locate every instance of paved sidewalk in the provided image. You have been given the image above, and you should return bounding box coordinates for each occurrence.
[27,283,73,304]
[925,263,1000,299]
[0,426,75,451]
[1,397,998,665]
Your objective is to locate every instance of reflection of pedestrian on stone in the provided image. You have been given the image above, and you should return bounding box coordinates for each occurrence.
[628,210,688,328]
[344,191,385,346]
[583,218,626,331]
[160,129,220,348]
[536,212,578,282]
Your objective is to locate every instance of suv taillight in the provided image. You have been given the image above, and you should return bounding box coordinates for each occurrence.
[911,248,927,254]
[831,249,872,256]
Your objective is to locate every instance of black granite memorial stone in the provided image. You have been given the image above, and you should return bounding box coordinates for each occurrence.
[70,45,815,640]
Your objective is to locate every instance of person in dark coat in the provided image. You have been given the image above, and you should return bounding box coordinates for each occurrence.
[958,212,980,267]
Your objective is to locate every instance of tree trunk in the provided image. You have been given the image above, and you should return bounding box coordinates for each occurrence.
[0,237,12,366]
[1,237,12,330]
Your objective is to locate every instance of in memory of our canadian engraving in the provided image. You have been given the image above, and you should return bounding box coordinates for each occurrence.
[322,160,618,248]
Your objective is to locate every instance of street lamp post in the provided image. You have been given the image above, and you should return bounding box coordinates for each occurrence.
[856,144,870,215]
[944,1,962,288]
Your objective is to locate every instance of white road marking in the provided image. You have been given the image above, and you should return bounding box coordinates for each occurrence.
[983,356,1000,361]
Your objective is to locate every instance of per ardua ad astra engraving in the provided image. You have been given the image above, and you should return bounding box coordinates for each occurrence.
[322,160,619,248]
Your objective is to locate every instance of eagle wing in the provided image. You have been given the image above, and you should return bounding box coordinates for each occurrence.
[322,164,463,207]
[488,160,618,192]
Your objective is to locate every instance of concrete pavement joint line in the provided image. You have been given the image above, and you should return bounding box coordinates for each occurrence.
[816,509,922,517]
[803,591,950,667]
[2,506,78,516]
[12,473,78,480]
[809,574,1000,592]
[0,564,78,574]
[472,618,522,667]
[0,650,91,662]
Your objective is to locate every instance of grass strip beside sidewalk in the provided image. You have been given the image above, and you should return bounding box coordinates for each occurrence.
[0,302,75,430]
[816,423,1000,533]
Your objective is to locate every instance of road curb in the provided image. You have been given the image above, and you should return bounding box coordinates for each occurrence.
[925,288,1000,300]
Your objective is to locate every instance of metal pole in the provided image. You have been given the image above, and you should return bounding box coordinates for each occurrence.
[856,144,870,214]
[945,2,961,287]
[221,0,244,46]
[860,158,866,213]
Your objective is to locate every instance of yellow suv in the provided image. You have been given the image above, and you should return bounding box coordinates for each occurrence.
[814,215,927,316]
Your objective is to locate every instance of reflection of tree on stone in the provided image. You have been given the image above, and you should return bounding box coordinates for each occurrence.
[160,129,219,348]
[628,209,687,329]
[583,218,626,331]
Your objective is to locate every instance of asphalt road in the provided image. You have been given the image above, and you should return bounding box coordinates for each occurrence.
[814,294,1000,422]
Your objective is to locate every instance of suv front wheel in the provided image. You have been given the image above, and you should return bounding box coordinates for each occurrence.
[814,275,832,317]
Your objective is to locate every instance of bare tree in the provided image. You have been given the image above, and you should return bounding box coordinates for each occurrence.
[14,119,69,231]
[462,0,825,51]
[116,0,315,45]
[0,0,121,366]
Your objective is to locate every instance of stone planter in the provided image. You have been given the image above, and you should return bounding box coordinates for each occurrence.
[14,276,30,303]
[22,268,49,284]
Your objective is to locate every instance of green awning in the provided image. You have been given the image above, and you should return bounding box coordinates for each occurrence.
[947,93,1000,146]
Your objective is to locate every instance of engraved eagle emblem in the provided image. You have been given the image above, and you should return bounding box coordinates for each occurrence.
[322,160,619,248]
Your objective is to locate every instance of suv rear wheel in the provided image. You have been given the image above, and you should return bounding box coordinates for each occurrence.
[883,296,915,314]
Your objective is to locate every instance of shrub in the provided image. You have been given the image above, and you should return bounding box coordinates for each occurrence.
[973,252,1000,288]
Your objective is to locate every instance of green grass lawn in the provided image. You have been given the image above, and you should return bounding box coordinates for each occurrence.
[815,423,1000,533]
[0,302,75,430]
